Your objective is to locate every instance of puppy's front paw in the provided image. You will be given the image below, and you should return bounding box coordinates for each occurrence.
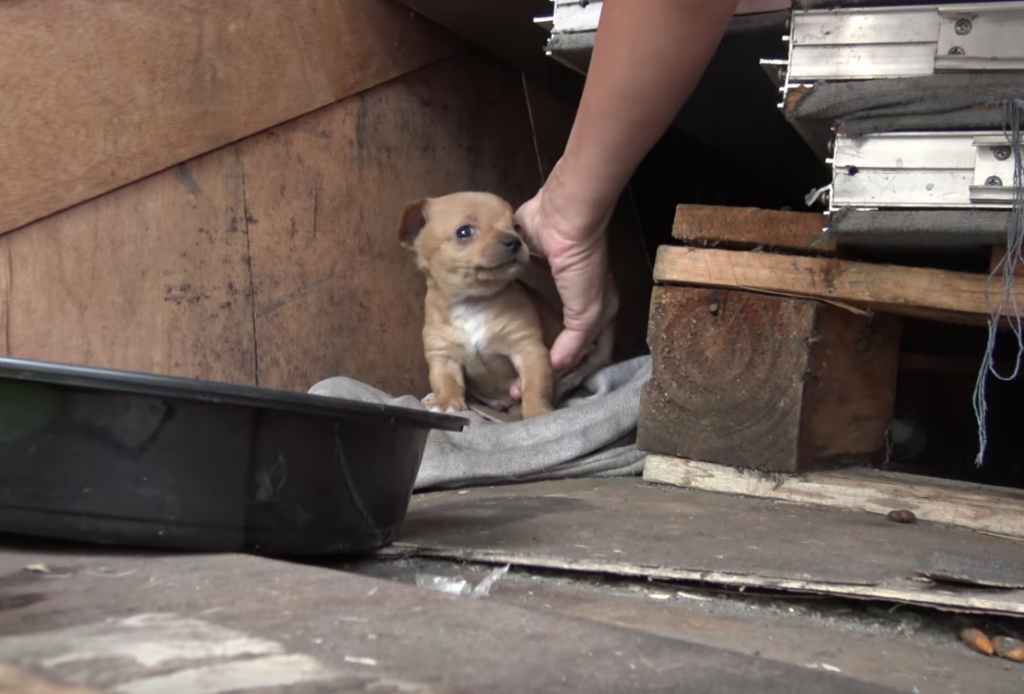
[422,393,467,414]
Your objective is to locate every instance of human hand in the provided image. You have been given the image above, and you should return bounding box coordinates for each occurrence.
[508,183,614,400]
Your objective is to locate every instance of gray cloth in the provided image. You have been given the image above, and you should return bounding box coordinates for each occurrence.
[828,209,1011,247]
[309,356,652,491]
[789,74,1024,138]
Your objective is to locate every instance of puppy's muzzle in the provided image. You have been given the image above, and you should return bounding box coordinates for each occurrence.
[499,234,523,254]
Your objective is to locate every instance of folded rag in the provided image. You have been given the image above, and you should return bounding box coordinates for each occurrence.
[309,356,652,491]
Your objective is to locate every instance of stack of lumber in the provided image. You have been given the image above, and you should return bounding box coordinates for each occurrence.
[637,204,1023,474]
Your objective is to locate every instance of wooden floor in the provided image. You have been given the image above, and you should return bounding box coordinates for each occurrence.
[1,478,1022,693]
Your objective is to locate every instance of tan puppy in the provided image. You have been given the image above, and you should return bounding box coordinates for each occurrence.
[400,191,619,420]
[400,192,562,419]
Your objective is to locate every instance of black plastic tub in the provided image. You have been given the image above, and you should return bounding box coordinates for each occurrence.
[0,357,466,555]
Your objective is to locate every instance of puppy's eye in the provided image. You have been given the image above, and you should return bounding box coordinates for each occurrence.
[513,223,523,234]
[455,225,476,240]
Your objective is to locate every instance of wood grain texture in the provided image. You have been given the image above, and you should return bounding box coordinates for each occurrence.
[638,286,899,472]
[3,148,257,383]
[801,306,902,463]
[654,245,1024,321]
[396,478,1024,616]
[0,0,458,235]
[241,55,543,395]
[673,205,836,254]
[643,455,1024,540]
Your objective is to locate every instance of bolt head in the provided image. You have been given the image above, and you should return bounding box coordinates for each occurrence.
[994,146,1012,161]
[948,46,965,56]
[985,176,1003,187]
[954,18,972,35]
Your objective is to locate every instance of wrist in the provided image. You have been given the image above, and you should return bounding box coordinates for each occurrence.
[541,156,618,240]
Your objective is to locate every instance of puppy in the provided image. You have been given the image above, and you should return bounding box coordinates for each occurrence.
[399,191,617,420]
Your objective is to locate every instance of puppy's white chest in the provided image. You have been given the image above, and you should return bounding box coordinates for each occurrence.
[450,303,493,353]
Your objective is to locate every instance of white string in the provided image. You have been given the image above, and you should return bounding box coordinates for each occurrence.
[972,98,1024,466]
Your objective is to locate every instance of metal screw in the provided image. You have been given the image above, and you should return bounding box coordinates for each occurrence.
[986,176,1003,187]
[948,46,965,56]
[777,66,787,83]
[954,18,972,35]
[994,146,1012,161]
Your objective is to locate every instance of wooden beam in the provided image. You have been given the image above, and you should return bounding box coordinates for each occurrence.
[654,245,1021,321]
[0,0,458,235]
[638,286,901,473]
[673,205,836,254]
[643,455,1024,540]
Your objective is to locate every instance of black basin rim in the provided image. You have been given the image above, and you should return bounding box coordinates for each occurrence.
[0,357,468,432]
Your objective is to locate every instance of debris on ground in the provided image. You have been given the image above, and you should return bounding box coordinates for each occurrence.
[960,628,995,656]
[992,636,1024,662]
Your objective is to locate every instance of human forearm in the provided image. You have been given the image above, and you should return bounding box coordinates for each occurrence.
[545,0,740,230]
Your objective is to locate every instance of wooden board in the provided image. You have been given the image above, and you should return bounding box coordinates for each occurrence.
[654,245,1024,321]
[395,478,1024,616]
[0,149,257,383]
[638,286,901,472]
[0,0,458,235]
[240,55,542,395]
[673,205,836,254]
[643,455,1024,541]
[0,550,886,694]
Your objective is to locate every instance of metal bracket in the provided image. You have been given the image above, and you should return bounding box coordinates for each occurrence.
[830,131,1020,211]
[785,1,1024,83]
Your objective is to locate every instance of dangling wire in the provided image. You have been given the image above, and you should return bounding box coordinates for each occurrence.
[972,98,1024,466]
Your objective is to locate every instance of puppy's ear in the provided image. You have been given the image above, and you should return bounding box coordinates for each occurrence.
[398,198,428,248]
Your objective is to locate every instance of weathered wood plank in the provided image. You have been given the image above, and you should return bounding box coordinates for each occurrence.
[673,205,836,254]
[654,245,1023,321]
[241,55,542,395]
[0,0,458,235]
[643,455,1024,540]
[638,286,900,472]
[396,478,1024,616]
[3,148,257,384]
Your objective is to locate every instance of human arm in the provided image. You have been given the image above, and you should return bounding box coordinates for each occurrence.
[516,0,741,373]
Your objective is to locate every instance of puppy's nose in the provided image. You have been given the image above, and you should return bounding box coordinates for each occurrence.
[500,234,523,253]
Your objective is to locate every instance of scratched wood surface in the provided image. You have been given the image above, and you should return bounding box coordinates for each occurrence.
[0,147,258,383]
[0,0,457,236]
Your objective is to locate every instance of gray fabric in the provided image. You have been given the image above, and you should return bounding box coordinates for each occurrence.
[789,74,1024,138]
[829,209,1011,247]
[309,356,652,491]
